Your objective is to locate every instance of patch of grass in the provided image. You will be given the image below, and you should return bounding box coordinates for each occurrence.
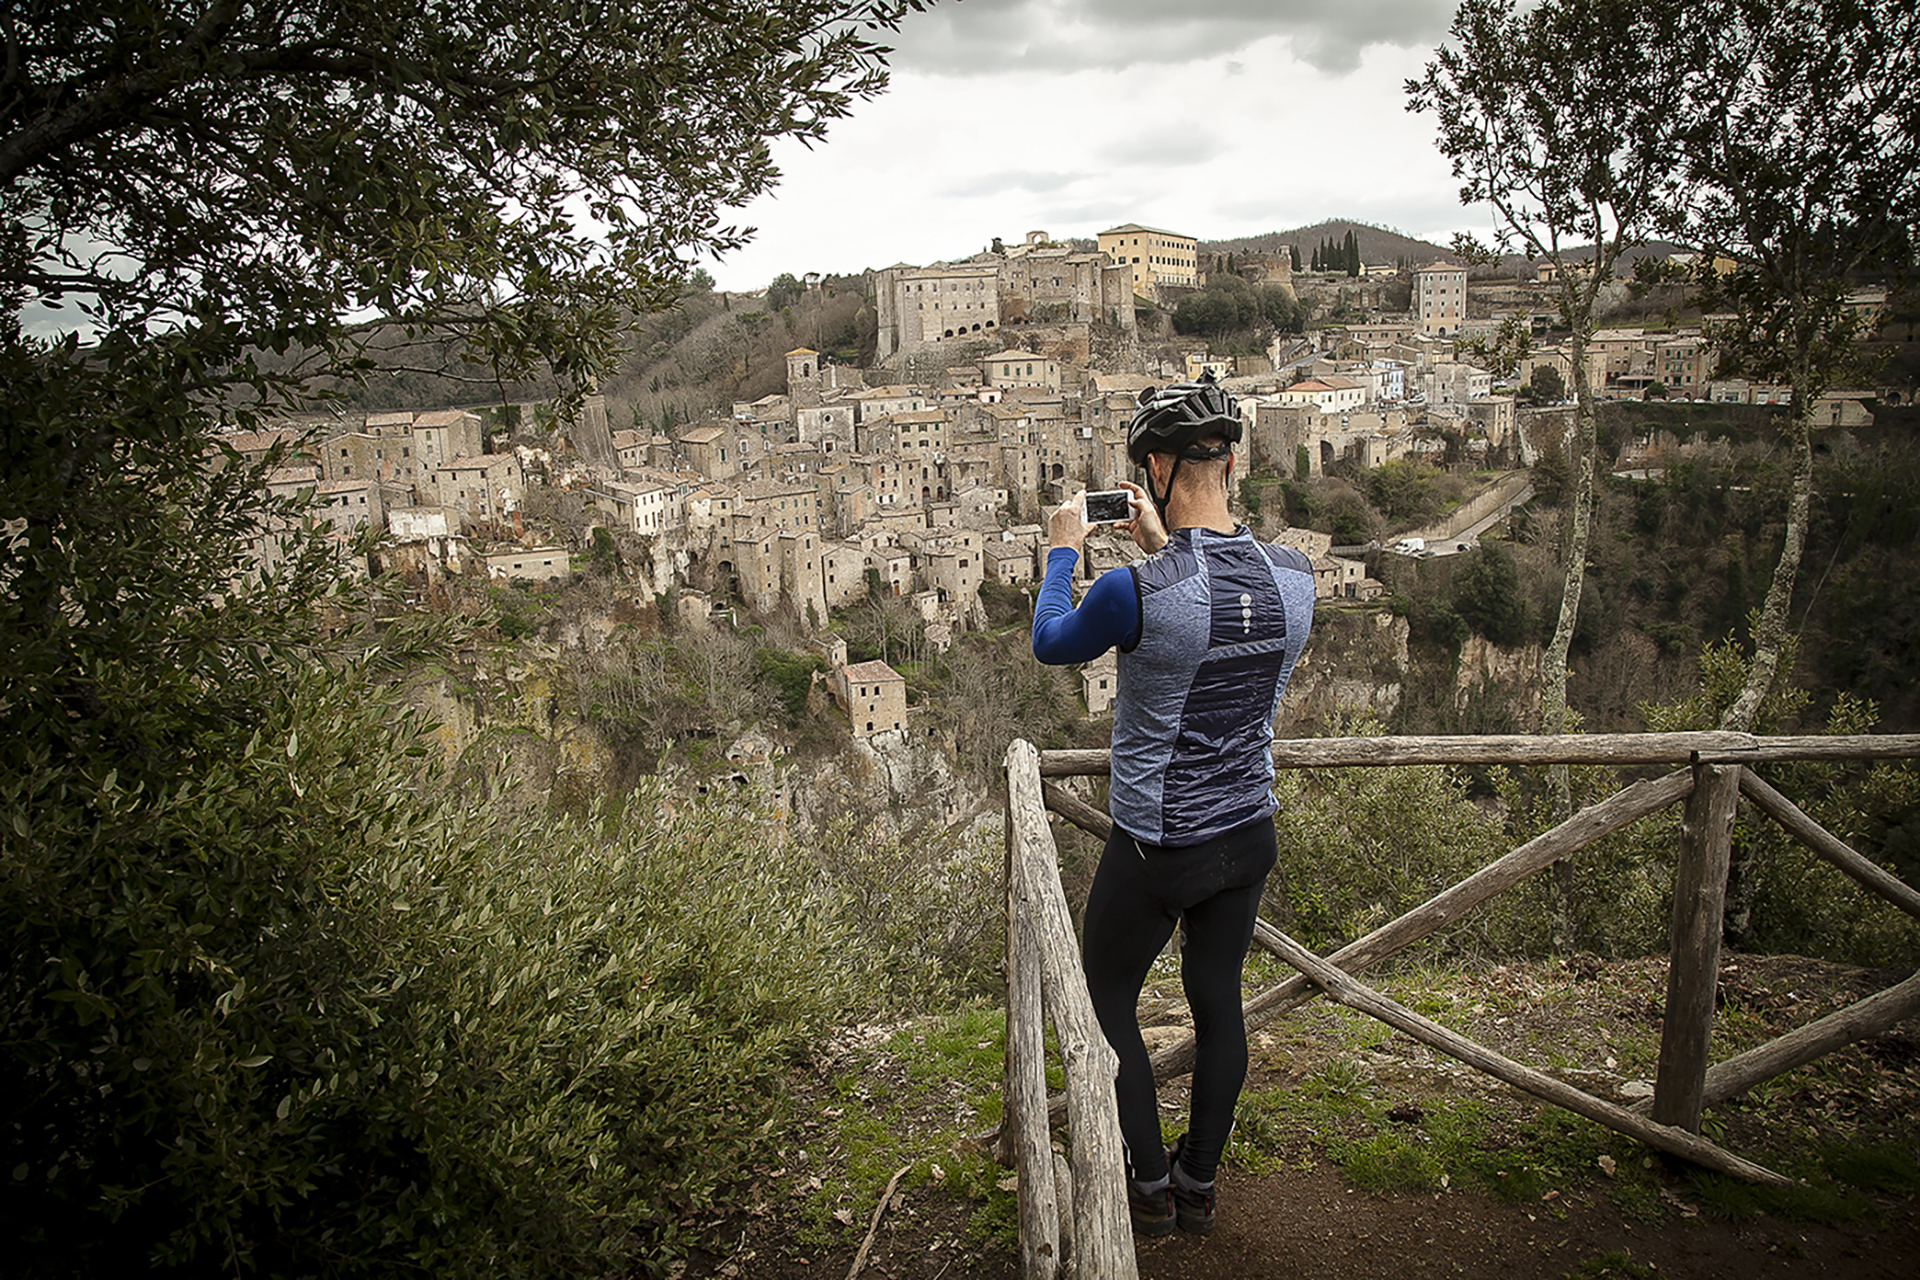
[1327,1129,1445,1192]
[1685,1164,1871,1224]
[1309,1054,1374,1101]
[1228,1083,1322,1176]
[889,1004,1007,1098]
[790,1005,1029,1256]
[1564,1248,1657,1279]
[949,1154,1021,1251]
[1824,1141,1920,1193]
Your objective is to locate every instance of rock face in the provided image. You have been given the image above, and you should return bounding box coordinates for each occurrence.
[405,643,990,833]
[403,595,1541,828]
[1454,633,1545,728]
[1281,607,1409,727]
[1278,605,1545,732]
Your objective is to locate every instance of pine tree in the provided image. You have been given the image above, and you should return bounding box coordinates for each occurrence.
[1345,229,1361,276]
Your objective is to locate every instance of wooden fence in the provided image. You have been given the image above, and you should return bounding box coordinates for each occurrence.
[997,732,1920,1280]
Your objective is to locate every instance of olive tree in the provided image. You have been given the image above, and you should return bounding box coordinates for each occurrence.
[4,1,925,385]
[2,3,928,1272]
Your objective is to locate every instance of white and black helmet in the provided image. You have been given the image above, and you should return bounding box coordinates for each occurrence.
[1126,370,1242,466]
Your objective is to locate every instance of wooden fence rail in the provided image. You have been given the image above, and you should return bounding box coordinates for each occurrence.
[1000,734,1920,1279]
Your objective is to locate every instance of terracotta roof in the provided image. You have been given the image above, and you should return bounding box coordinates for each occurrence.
[842,660,904,684]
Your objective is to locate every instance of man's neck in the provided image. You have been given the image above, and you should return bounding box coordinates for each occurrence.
[1164,493,1236,534]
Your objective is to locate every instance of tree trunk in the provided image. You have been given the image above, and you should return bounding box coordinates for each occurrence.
[1720,402,1813,735]
[1718,375,1816,948]
[1543,334,1598,952]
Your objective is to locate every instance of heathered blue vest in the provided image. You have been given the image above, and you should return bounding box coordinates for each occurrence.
[1109,526,1315,847]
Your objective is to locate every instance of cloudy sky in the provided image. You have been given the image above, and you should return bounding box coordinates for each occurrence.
[705,0,1479,291]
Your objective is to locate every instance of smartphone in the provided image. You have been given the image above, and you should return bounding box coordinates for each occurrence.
[1083,489,1134,524]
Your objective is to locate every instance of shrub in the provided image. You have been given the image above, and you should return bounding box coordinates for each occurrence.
[1267,718,1512,955]
[0,347,873,1277]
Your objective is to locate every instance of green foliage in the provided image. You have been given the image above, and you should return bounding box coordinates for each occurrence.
[1565,1250,1658,1279]
[1363,459,1444,525]
[4,522,868,1280]
[4,2,927,398]
[1530,364,1568,403]
[789,1006,1015,1255]
[803,810,1005,1003]
[1632,658,1920,964]
[1659,0,1919,406]
[755,646,827,725]
[1452,541,1529,646]
[1173,274,1306,341]
[1267,720,1512,952]
[586,524,622,578]
[767,272,805,312]
[1327,490,1380,545]
[976,577,1030,629]
[1325,1129,1446,1192]
[1239,476,1264,518]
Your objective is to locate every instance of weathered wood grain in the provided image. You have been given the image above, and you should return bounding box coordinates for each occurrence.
[1005,741,1137,1279]
[1653,763,1739,1133]
[1739,768,1920,922]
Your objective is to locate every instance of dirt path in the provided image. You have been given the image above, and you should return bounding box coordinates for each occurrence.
[685,1163,1918,1280]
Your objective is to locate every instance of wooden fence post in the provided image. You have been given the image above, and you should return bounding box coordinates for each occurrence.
[1653,761,1741,1132]
[1005,740,1136,1280]
[1002,760,1059,1278]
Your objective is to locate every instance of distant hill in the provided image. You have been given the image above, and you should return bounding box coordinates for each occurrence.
[1204,220,1453,269]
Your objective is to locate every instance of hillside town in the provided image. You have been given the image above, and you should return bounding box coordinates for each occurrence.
[219,222,1889,742]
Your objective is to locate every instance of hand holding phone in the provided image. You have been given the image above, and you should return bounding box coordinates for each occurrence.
[1082,489,1134,524]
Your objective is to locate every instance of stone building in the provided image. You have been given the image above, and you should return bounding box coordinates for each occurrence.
[1413,262,1467,336]
[429,452,523,529]
[820,540,870,609]
[995,236,1136,329]
[1097,223,1198,300]
[836,659,908,738]
[874,262,1002,362]
[677,425,736,481]
[484,545,570,584]
[410,410,485,487]
[320,431,410,486]
[1082,652,1118,718]
[984,349,1060,392]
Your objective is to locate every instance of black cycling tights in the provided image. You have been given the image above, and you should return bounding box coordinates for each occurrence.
[1080,816,1276,1187]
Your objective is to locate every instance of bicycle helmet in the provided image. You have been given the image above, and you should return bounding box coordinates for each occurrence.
[1127,371,1242,520]
[1126,370,1242,465]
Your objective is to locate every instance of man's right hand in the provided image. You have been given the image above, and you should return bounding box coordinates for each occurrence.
[1115,480,1167,554]
[1048,495,1088,554]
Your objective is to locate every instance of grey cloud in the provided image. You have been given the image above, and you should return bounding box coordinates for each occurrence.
[890,0,1456,76]
[1089,128,1226,168]
[939,168,1095,198]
